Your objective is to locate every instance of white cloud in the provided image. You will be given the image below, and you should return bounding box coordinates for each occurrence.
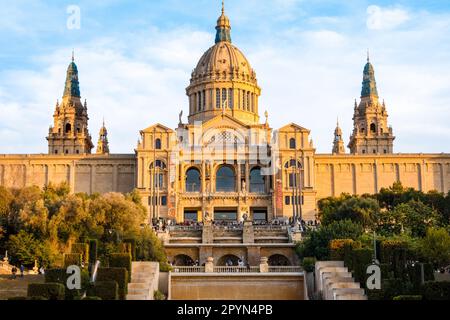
[367,5,410,30]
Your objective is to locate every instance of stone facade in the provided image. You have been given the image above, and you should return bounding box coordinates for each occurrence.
[0,6,449,225]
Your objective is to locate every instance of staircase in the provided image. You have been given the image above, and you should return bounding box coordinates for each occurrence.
[315,261,367,300]
[126,262,159,300]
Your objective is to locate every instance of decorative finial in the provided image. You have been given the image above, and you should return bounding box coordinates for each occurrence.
[103,117,105,127]
[337,116,339,127]
[72,49,75,62]
[222,0,225,14]
[367,49,370,63]
[265,110,269,125]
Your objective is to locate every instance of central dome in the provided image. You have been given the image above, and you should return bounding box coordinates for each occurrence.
[186,3,261,125]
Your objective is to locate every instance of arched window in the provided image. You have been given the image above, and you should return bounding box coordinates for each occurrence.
[186,168,201,192]
[216,166,235,192]
[285,159,302,169]
[155,138,162,150]
[250,167,265,193]
[370,123,376,133]
[65,123,72,134]
[289,138,296,149]
[268,254,291,266]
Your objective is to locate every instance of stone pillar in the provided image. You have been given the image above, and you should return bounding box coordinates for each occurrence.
[113,164,118,192]
[202,220,213,244]
[210,162,215,193]
[70,163,76,193]
[199,246,213,266]
[245,160,250,193]
[205,257,214,273]
[247,247,260,266]
[90,164,96,194]
[243,221,254,244]
[374,160,379,194]
[201,161,206,194]
[237,163,241,192]
[259,257,269,273]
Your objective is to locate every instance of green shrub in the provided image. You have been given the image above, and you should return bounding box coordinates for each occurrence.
[45,268,90,300]
[109,253,132,275]
[407,263,434,289]
[421,281,450,300]
[154,290,166,300]
[63,253,82,268]
[96,268,128,300]
[71,243,89,265]
[393,295,422,300]
[27,283,65,300]
[302,257,316,273]
[8,296,28,300]
[380,240,408,277]
[88,239,98,265]
[329,239,361,269]
[88,281,119,300]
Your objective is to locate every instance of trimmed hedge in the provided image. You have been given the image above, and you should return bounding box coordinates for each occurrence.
[45,268,90,300]
[88,239,98,265]
[380,240,408,278]
[27,283,65,300]
[393,295,422,300]
[407,263,434,289]
[8,296,48,300]
[96,268,128,300]
[351,248,374,284]
[71,243,89,265]
[421,281,450,300]
[63,253,82,268]
[109,253,132,275]
[88,281,119,300]
[329,239,361,269]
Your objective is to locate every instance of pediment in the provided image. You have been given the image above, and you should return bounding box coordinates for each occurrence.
[141,123,173,133]
[278,123,310,133]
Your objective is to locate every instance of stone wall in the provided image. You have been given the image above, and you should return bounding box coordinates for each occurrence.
[169,274,304,300]
[0,154,136,194]
[315,154,450,200]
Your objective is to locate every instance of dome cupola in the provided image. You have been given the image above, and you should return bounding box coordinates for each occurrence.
[186,1,261,125]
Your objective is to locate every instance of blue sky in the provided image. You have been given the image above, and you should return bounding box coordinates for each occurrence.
[1,0,450,154]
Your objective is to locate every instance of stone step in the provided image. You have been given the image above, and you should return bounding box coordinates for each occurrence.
[131,275,154,282]
[128,288,151,295]
[126,294,148,301]
[128,283,149,289]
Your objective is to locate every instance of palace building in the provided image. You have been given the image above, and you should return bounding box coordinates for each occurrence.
[0,4,449,225]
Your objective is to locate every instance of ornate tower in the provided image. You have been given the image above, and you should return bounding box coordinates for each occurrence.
[96,120,110,154]
[332,119,346,154]
[47,54,94,155]
[348,55,395,154]
[186,1,261,125]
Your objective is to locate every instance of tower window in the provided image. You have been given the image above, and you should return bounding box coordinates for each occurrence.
[55,150,58,154]
[246,92,250,110]
[216,89,220,108]
[222,88,227,107]
[242,90,245,109]
[384,149,387,154]
[360,127,365,134]
[76,150,79,154]
[202,90,206,110]
[362,150,366,154]
[65,123,72,134]
[373,149,376,154]
[155,138,162,150]
[370,123,376,133]
[289,138,296,149]
[65,150,69,154]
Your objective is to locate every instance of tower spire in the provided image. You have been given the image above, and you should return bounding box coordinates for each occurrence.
[72,49,75,62]
[361,53,378,98]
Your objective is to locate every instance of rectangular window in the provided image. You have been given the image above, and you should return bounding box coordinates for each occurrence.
[228,89,233,108]
[289,173,297,188]
[161,196,167,206]
[242,90,245,109]
[216,89,221,108]
[247,92,250,110]
[202,90,206,110]
[285,196,290,205]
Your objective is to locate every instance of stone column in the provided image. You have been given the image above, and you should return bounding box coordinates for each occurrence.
[237,162,241,192]
[210,161,215,193]
[243,221,254,244]
[113,164,118,192]
[202,220,213,244]
[90,164,96,194]
[205,257,214,273]
[201,161,206,194]
[374,160,379,194]
[259,257,269,273]
[441,163,447,193]
[69,162,76,193]
[245,160,250,193]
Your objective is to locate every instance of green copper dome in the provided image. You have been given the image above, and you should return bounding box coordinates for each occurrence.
[361,60,378,98]
[63,61,81,98]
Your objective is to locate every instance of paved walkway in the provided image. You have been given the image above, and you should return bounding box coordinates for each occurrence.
[0,274,45,300]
